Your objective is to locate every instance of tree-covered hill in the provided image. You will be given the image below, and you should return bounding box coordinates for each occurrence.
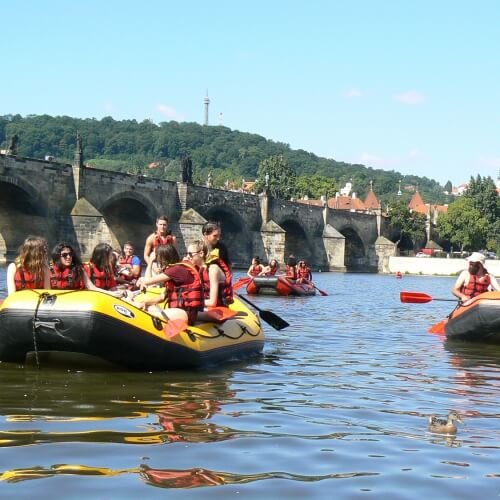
[0,114,449,205]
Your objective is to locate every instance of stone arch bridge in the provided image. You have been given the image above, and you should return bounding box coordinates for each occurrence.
[0,154,397,271]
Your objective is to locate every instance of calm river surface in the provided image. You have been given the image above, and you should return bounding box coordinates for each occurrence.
[0,269,499,498]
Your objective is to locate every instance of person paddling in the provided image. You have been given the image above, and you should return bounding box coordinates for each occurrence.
[452,252,500,302]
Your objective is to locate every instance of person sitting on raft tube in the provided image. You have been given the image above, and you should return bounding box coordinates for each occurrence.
[7,235,51,295]
[285,255,298,280]
[49,242,93,290]
[247,256,263,277]
[260,258,279,276]
[135,244,204,326]
[452,252,500,302]
[116,241,142,288]
[296,260,312,283]
[186,240,234,321]
[83,243,119,291]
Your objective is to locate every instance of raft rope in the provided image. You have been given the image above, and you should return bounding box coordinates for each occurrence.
[31,292,50,368]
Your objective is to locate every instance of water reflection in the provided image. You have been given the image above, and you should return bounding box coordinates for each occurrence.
[0,365,240,482]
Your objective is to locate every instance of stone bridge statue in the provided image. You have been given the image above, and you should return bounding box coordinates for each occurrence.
[7,134,18,155]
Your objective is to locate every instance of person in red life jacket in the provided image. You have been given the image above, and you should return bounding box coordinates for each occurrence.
[116,241,142,287]
[246,256,263,277]
[260,258,279,276]
[189,241,233,321]
[296,260,312,283]
[144,215,177,265]
[452,252,500,302]
[136,244,203,326]
[49,243,87,290]
[285,255,298,281]
[7,235,51,295]
[83,243,118,291]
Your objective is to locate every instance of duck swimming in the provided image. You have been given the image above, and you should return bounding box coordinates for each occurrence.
[428,410,464,434]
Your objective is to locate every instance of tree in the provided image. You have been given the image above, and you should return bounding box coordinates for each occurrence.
[295,175,337,200]
[254,155,296,199]
[444,180,452,193]
[437,196,489,251]
[465,175,499,224]
[387,198,427,251]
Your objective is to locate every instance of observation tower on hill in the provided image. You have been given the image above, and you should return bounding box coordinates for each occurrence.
[203,91,210,126]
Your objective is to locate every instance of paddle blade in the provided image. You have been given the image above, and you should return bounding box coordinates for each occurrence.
[233,277,252,291]
[260,310,290,330]
[163,319,188,339]
[314,285,328,296]
[206,306,240,322]
[428,320,447,336]
[400,291,432,304]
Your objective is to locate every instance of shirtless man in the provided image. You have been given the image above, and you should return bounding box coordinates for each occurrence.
[144,216,177,265]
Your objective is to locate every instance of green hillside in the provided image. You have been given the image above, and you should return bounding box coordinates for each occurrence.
[0,114,450,205]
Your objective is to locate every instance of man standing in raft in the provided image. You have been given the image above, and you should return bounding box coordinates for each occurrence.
[144,216,177,265]
[452,252,500,302]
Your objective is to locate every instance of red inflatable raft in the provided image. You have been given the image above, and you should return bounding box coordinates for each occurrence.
[246,276,316,297]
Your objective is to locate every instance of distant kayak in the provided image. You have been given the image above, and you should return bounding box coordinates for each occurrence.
[247,276,316,296]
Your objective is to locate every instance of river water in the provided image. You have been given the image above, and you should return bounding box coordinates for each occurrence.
[0,269,499,498]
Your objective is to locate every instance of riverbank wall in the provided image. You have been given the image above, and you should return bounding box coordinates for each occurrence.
[388,257,500,277]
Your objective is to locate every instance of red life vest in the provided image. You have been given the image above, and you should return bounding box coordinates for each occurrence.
[163,262,204,311]
[201,258,234,306]
[249,264,263,277]
[266,266,278,276]
[49,263,85,290]
[83,262,117,290]
[118,254,139,281]
[153,233,174,249]
[297,266,311,281]
[462,273,491,298]
[286,265,297,280]
[13,264,45,291]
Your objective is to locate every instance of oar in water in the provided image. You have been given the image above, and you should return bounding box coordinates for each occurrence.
[399,291,458,304]
[236,293,289,330]
[311,282,328,296]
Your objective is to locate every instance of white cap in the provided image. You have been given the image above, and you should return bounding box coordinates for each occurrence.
[466,252,486,264]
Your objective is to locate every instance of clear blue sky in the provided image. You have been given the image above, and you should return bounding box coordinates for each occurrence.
[2,0,500,186]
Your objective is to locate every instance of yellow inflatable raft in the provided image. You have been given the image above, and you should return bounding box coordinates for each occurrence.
[0,289,264,370]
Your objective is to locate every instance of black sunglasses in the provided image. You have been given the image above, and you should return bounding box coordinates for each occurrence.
[60,252,73,258]
[187,251,202,257]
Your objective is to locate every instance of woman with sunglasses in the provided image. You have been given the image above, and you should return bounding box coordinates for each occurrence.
[51,242,121,292]
[7,235,51,295]
[49,243,86,290]
[136,244,203,326]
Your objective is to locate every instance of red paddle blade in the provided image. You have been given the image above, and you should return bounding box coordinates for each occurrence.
[400,291,432,303]
[163,319,188,339]
[428,320,447,335]
[206,306,238,322]
[233,277,252,291]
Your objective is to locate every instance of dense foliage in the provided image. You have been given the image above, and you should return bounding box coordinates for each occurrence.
[0,114,450,204]
[437,175,500,253]
[386,198,427,251]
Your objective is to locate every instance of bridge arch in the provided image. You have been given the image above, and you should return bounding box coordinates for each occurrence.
[339,226,366,271]
[279,219,314,263]
[0,177,52,261]
[99,191,158,253]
